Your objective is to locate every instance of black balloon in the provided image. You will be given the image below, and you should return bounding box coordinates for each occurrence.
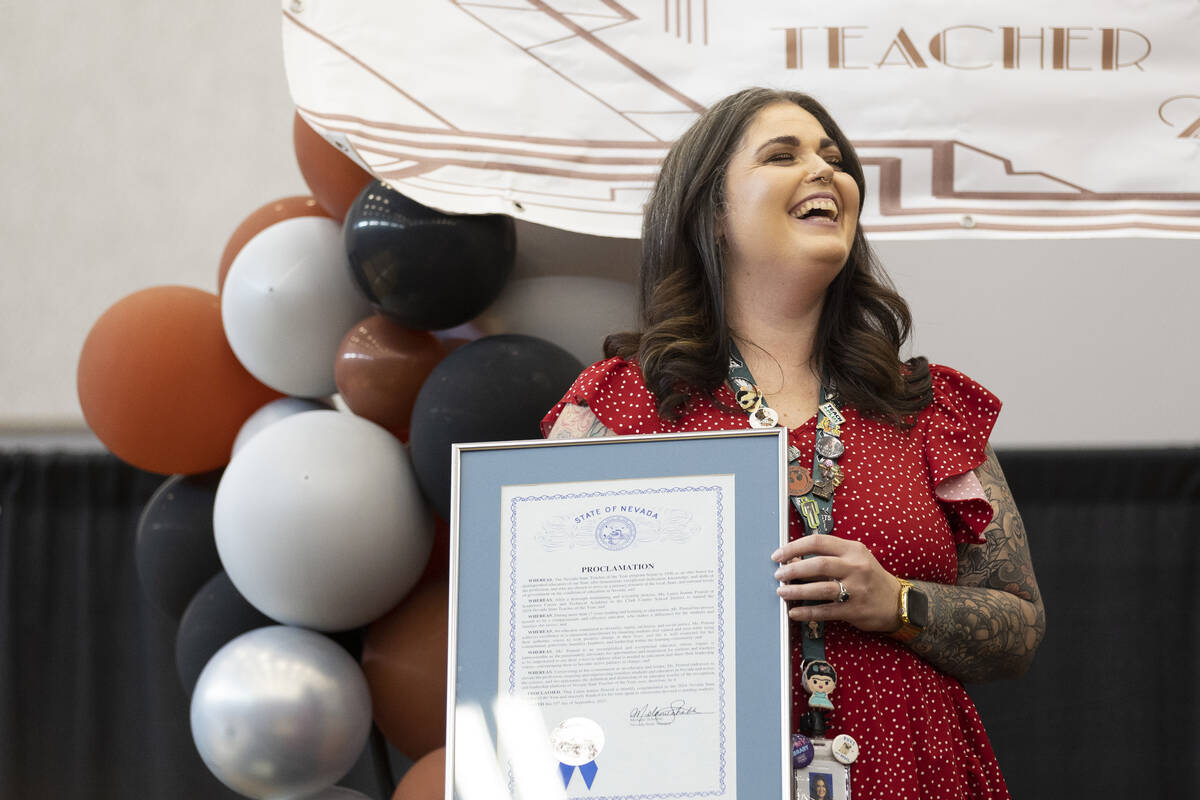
[135,471,224,620]
[175,571,274,695]
[409,334,583,518]
[344,181,516,330]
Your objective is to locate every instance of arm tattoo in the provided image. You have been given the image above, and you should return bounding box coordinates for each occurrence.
[546,403,617,439]
[908,446,1047,683]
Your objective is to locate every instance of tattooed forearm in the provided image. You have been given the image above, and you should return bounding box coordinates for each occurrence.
[906,446,1046,683]
[909,580,1044,682]
[546,403,617,439]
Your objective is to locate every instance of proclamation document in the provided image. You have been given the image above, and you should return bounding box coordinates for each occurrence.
[498,474,738,799]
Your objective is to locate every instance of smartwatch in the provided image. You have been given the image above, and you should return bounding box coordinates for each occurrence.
[889,578,929,643]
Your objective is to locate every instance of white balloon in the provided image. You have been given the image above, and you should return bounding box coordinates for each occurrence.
[190,626,372,800]
[215,410,432,631]
[222,216,372,397]
[473,276,637,366]
[232,396,333,455]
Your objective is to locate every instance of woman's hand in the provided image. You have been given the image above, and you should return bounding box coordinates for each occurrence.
[771,535,901,634]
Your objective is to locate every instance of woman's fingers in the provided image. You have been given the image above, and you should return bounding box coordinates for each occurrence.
[777,578,844,604]
[771,536,902,632]
[774,555,841,583]
[771,533,857,563]
[787,597,853,622]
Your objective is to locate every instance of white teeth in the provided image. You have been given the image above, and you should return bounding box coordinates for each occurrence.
[791,197,839,220]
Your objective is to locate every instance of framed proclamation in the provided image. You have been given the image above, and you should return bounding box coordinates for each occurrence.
[446,428,791,800]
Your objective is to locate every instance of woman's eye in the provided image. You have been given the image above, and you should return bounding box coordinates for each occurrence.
[765,152,794,163]
[825,156,844,170]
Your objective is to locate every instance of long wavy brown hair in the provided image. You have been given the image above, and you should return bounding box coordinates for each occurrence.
[604,87,931,427]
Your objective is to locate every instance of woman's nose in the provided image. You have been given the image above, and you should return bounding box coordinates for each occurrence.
[804,156,834,184]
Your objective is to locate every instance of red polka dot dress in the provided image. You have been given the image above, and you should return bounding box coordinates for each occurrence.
[542,358,1010,800]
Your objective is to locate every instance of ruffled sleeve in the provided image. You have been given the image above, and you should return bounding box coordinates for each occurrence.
[923,364,1002,544]
[539,357,661,437]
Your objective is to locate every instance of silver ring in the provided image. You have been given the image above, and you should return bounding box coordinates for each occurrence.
[836,580,850,603]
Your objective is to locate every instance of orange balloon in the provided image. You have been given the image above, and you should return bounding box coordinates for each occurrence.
[217,196,330,292]
[391,747,445,800]
[362,579,448,760]
[77,286,282,474]
[293,112,374,221]
[335,315,444,441]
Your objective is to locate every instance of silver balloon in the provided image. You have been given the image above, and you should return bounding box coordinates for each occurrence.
[190,626,373,800]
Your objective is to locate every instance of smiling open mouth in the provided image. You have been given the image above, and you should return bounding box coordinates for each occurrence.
[791,198,840,221]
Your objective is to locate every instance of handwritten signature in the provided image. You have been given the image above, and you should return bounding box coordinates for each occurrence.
[628,700,707,725]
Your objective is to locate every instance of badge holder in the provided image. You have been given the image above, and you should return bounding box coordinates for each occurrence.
[792,736,853,800]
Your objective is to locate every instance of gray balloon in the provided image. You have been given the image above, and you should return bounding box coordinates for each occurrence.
[190,626,372,800]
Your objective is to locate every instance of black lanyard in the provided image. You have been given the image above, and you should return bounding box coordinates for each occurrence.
[727,343,847,726]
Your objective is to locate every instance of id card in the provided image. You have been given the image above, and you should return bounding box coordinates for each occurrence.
[794,739,851,800]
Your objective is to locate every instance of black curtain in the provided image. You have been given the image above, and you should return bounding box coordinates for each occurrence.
[2,449,1197,798]
[0,453,394,799]
[0,453,213,797]
[968,449,1200,798]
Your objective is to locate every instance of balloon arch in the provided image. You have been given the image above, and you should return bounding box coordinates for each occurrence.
[80,108,636,798]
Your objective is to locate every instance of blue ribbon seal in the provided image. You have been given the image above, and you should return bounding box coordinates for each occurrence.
[559,759,599,789]
[551,716,605,791]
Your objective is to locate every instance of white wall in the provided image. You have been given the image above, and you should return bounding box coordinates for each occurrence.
[1,3,305,444]
[880,238,1200,447]
[3,3,1197,449]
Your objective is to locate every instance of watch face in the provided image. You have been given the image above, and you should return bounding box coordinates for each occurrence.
[907,586,930,629]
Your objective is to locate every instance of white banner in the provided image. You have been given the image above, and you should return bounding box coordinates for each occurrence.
[282,0,1200,238]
